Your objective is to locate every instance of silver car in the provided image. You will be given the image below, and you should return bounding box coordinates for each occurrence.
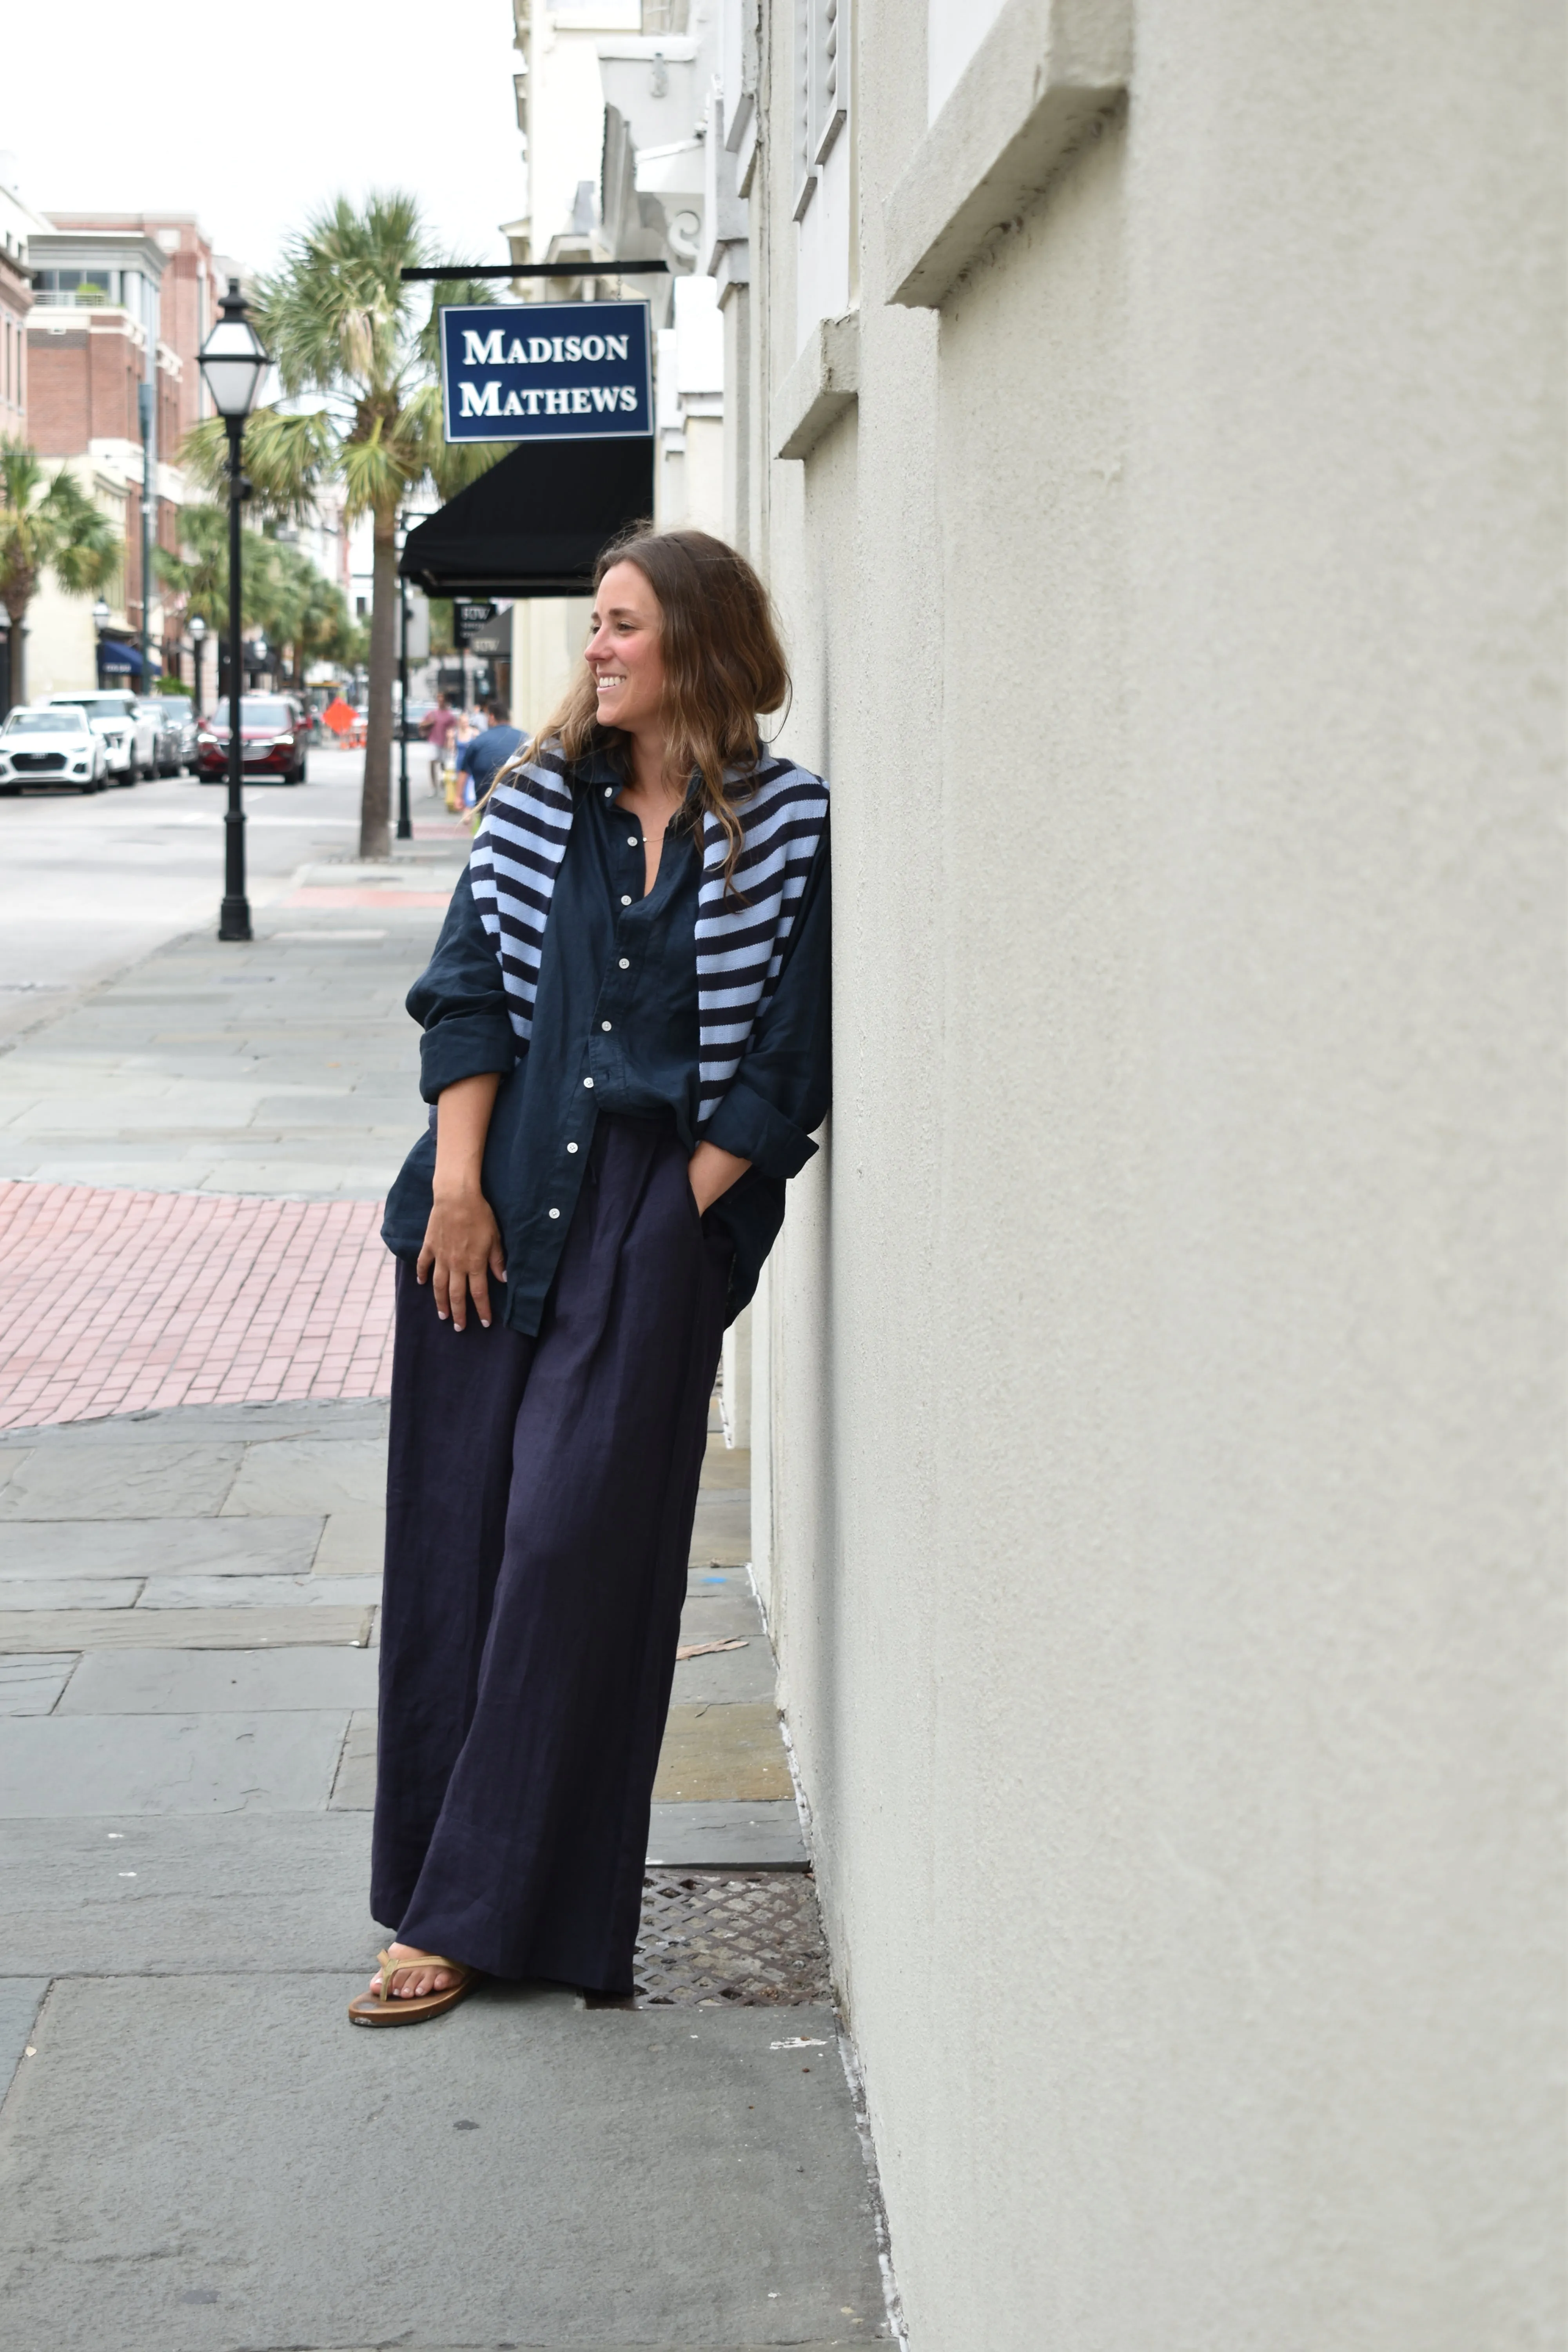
[0,704,109,793]
[47,690,156,782]
[137,696,195,777]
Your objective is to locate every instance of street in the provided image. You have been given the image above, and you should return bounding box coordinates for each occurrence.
[0,746,436,1044]
[0,748,886,2349]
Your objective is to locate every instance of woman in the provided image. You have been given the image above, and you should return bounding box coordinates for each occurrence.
[349,528,831,2024]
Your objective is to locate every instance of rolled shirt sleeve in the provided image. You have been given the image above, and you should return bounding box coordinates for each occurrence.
[407,873,520,1104]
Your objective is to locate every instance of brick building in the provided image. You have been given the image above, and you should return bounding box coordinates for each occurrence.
[24,224,179,689]
[0,158,49,710]
[48,213,218,450]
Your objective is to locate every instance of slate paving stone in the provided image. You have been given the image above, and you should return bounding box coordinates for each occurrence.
[0,1398,388,1449]
[0,1515,324,1578]
[0,1979,885,2352]
[0,1444,242,1521]
[0,1979,48,2101]
[58,1646,380,1716]
[674,1594,777,1705]
[653,1704,795,1802]
[0,1812,379,1975]
[645,1800,809,1869]
[688,1563,753,1598]
[311,1505,386,1572]
[701,1440,752,1491]
[0,1710,350,1815]
[220,1437,387,1516]
[329,1708,378,1809]
[138,1573,381,1610]
[0,1577,142,1612]
[691,1487,751,1565]
[0,1606,372,1653]
[0,1654,78,1716]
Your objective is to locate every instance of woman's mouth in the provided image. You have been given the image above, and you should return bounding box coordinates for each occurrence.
[595,673,628,694]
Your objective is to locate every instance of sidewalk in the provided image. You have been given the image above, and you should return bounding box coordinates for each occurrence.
[0,822,889,2349]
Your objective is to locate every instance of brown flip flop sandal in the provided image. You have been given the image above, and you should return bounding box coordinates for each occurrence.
[348,1949,477,2026]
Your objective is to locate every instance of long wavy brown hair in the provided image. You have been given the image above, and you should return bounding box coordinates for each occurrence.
[486,526,791,894]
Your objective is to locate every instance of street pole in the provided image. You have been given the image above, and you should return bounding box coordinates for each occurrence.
[397,533,412,841]
[138,380,154,697]
[219,415,251,942]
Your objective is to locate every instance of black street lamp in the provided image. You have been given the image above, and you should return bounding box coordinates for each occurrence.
[91,597,111,690]
[189,613,207,715]
[197,279,269,944]
[396,512,412,841]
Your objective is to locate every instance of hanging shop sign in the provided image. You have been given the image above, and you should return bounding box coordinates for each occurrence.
[452,599,498,648]
[440,300,653,445]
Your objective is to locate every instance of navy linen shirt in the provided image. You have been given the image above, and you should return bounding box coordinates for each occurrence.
[381,755,831,1334]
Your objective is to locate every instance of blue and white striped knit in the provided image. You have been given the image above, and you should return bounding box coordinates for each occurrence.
[466,745,829,1126]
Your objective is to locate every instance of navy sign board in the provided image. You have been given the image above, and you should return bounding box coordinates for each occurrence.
[440,299,653,444]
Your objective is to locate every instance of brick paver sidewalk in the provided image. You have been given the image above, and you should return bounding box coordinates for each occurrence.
[0,1181,394,1430]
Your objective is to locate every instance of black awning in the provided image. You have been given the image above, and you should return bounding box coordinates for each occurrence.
[400,435,655,599]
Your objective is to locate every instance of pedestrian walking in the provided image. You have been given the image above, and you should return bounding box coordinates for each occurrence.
[422,690,459,799]
[352,528,831,2023]
[457,696,524,809]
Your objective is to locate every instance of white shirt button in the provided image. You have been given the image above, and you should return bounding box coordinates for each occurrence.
[566,1141,578,1153]
[603,786,613,797]
[601,1020,612,1032]
[548,1207,561,1220]
[618,957,629,969]
[583,1076,594,1088]
[620,894,632,906]
[626,834,637,846]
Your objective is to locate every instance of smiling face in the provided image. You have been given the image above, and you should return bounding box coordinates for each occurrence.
[584,560,666,735]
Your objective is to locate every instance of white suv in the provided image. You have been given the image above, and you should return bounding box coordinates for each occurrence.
[46,689,156,782]
[0,705,109,794]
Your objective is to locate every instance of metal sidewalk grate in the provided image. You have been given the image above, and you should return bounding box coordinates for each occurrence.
[631,1869,833,2007]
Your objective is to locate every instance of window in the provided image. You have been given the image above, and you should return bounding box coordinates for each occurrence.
[793,0,853,347]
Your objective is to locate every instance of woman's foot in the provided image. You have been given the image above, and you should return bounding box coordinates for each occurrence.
[372,1943,461,2000]
[348,1944,476,2027]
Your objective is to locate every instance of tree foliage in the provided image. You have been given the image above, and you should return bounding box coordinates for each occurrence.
[153,508,363,682]
[0,440,120,704]
[178,194,507,852]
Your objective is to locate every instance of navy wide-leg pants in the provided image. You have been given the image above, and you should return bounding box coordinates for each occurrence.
[371,1114,730,1995]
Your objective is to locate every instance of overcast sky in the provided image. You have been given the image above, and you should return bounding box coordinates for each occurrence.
[4,0,525,278]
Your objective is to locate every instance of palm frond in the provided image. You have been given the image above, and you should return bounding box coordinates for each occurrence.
[179,407,336,525]
[256,189,432,404]
[415,275,497,372]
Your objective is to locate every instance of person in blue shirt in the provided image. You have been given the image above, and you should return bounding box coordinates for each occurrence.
[350,529,831,2025]
[454,697,523,806]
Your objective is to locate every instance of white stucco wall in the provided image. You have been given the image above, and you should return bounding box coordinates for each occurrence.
[750,2,1564,2345]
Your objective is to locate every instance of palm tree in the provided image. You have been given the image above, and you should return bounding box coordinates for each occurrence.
[156,510,364,694]
[181,195,504,857]
[0,441,119,709]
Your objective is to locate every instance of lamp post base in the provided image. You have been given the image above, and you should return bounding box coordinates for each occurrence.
[218,896,253,943]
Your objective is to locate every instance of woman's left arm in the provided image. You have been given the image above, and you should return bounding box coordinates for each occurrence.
[697,822,832,1184]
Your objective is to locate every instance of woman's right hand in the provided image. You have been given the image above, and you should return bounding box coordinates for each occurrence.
[418,1183,506,1331]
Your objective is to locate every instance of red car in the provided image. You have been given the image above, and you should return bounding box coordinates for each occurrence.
[197,694,309,786]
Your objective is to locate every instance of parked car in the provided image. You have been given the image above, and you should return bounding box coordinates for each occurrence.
[46,690,156,782]
[135,696,192,777]
[156,695,199,775]
[197,694,309,785]
[0,704,109,794]
[399,697,436,742]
